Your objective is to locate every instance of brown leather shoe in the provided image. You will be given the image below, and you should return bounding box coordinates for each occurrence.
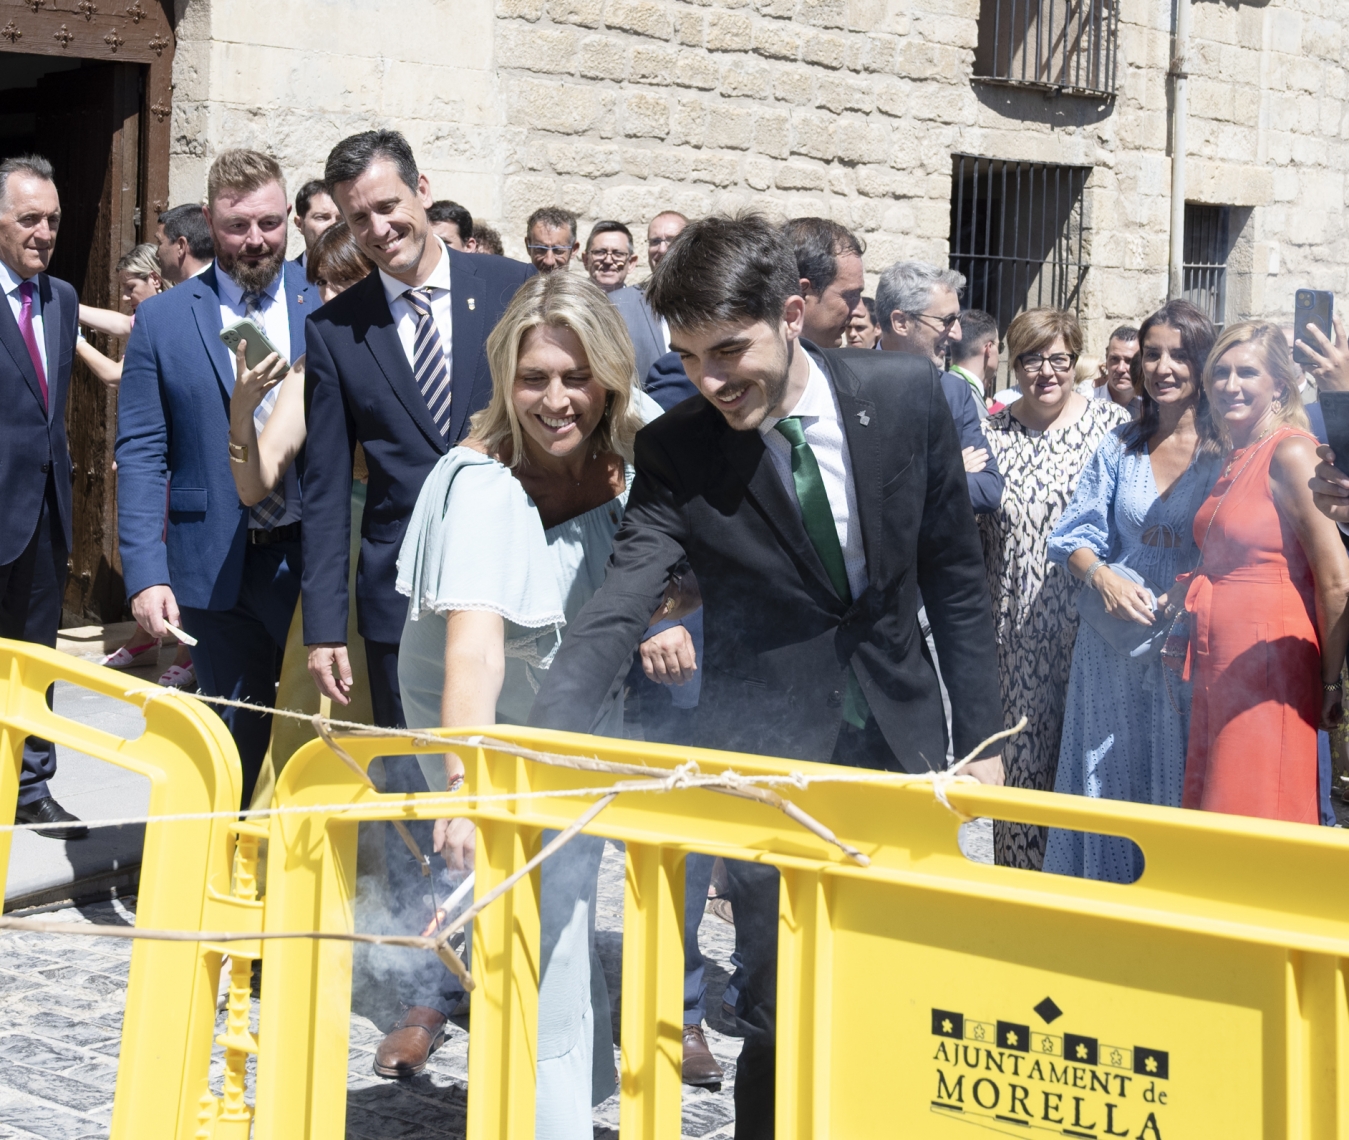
[373,1006,448,1079]
[682,1023,724,1087]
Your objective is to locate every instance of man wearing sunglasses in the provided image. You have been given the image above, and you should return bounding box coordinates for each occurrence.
[876,260,1003,515]
[524,205,580,273]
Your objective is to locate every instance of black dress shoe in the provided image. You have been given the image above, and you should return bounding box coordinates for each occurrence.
[14,797,88,840]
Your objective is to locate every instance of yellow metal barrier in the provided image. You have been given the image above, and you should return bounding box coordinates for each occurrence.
[6,635,1349,1138]
[253,726,1349,1140]
[0,638,251,1139]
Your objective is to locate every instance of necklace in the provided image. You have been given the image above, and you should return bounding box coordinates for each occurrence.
[1222,423,1276,477]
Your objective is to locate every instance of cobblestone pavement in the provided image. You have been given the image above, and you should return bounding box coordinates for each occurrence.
[0,825,995,1139]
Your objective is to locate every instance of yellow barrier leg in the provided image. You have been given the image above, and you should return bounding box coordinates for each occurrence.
[467,817,543,1140]
[618,843,685,1140]
[775,867,834,1140]
[253,811,359,1139]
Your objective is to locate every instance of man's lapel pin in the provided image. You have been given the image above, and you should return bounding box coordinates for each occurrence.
[857,409,871,426]
[467,296,476,311]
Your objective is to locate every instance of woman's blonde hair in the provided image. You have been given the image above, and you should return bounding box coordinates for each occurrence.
[1201,320,1309,448]
[467,272,644,468]
[1006,307,1084,365]
[115,243,164,284]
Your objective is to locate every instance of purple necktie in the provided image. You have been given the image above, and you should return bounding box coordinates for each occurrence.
[17,280,48,410]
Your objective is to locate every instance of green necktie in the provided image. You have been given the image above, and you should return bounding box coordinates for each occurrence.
[774,417,869,729]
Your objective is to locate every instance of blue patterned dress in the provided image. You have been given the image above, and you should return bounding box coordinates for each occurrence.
[1042,429,1219,883]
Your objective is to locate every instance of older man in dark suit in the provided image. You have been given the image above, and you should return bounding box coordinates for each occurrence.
[530,215,1004,1139]
[302,130,533,1077]
[0,155,85,839]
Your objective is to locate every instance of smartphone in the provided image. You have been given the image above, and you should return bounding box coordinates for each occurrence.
[1321,391,1349,475]
[220,318,286,371]
[1292,289,1334,367]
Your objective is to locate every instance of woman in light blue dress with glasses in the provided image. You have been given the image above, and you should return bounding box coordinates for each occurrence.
[1043,300,1219,884]
[396,272,679,1139]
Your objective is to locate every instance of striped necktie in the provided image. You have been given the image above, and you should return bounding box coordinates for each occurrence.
[242,288,288,527]
[404,287,452,436]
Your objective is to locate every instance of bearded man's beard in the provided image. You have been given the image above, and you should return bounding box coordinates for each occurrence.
[219,244,287,292]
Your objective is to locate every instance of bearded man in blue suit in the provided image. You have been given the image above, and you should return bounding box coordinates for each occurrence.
[116,150,320,805]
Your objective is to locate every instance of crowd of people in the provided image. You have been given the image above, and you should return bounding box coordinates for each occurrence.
[3,129,1349,1139]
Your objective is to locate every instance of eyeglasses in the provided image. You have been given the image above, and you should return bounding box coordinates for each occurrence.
[586,249,632,265]
[907,310,960,332]
[648,236,673,248]
[1017,352,1079,374]
[527,244,573,258]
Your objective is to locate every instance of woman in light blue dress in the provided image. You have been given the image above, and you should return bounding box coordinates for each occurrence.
[1043,300,1220,884]
[395,272,680,1138]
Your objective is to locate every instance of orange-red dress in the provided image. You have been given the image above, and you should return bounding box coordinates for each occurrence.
[1180,426,1320,823]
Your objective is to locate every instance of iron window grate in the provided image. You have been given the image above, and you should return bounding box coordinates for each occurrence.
[974,0,1120,98]
[1183,204,1231,328]
[949,154,1091,336]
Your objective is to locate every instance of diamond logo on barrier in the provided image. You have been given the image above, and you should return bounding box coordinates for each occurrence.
[1033,996,1063,1024]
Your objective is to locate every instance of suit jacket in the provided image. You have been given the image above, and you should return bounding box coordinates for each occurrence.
[301,249,535,646]
[0,271,76,565]
[643,350,699,412]
[529,345,1004,771]
[115,261,319,608]
[939,369,1003,514]
[609,284,665,386]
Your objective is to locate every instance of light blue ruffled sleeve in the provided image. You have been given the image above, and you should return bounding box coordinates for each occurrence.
[396,448,566,628]
[1047,427,1125,566]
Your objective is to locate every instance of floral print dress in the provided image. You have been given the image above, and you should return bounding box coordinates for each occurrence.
[978,398,1131,870]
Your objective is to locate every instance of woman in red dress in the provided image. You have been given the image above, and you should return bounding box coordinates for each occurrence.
[1176,322,1349,822]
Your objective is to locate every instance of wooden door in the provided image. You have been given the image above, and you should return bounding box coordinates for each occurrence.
[0,0,175,621]
[32,61,141,622]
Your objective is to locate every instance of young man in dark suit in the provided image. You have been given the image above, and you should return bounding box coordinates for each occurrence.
[301,130,533,1077]
[0,155,86,839]
[529,214,1005,1139]
[118,150,320,807]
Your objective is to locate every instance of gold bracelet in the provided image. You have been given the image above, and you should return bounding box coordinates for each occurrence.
[228,440,249,464]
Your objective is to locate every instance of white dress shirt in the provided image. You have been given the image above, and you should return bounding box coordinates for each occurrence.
[217,263,291,364]
[217,265,301,528]
[380,237,454,377]
[759,355,868,599]
[0,257,46,379]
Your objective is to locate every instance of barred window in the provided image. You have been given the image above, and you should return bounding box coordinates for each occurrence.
[974,0,1120,98]
[1183,204,1233,327]
[949,154,1091,335]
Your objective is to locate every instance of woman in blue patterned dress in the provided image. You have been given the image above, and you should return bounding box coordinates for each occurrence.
[1043,300,1220,883]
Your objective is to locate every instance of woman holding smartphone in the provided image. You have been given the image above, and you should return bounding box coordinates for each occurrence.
[226,223,378,805]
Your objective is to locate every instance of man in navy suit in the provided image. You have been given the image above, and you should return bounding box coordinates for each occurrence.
[117,150,320,806]
[302,130,533,1076]
[0,155,86,839]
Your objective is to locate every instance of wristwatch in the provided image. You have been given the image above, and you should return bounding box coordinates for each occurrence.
[228,440,249,464]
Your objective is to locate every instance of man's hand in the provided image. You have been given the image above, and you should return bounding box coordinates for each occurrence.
[433,817,476,873]
[1297,315,1349,393]
[1311,445,1349,524]
[307,642,353,705]
[130,584,180,639]
[640,624,698,686]
[961,446,990,474]
[961,755,1005,785]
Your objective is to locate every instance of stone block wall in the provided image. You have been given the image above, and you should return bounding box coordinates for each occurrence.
[168,0,1349,351]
